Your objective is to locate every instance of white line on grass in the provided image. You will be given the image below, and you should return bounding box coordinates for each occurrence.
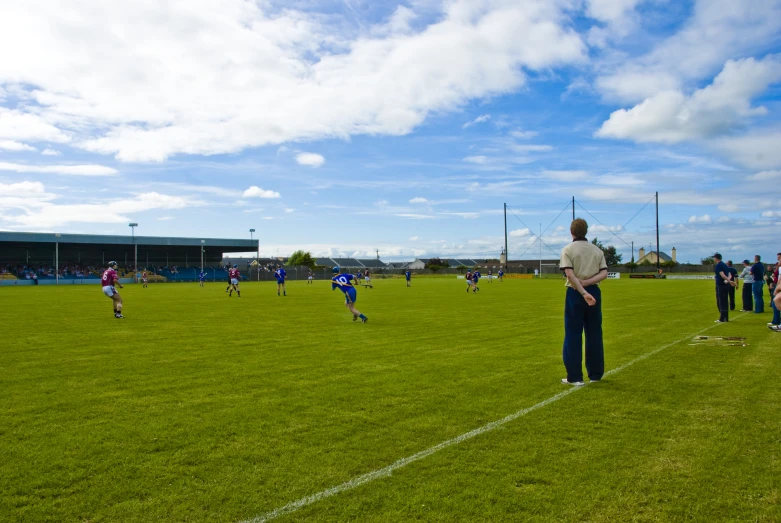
[240,318,743,523]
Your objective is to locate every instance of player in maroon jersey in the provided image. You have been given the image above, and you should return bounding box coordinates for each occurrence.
[228,264,242,297]
[101,261,125,318]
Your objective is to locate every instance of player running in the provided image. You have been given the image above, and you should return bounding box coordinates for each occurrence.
[487,269,492,283]
[141,270,148,288]
[229,264,241,297]
[275,266,287,296]
[471,270,481,292]
[465,270,473,292]
[101,261,125,318]
[364,269,372,288]
[199,269,205,287]
[332,267,368,323]
[498,269,504,282]
[307,270,313,284]
[405,270,411,287]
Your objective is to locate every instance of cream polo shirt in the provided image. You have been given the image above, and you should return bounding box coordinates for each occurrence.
[559,238,608,288]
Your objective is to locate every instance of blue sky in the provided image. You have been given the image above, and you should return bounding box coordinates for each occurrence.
[1,0,780,263]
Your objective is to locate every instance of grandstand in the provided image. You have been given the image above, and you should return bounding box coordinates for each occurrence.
[0,231,257,285]
[407,258,481,269]
[314,257,388,269]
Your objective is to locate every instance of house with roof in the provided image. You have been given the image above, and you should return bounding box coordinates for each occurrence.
[637,247,676,265]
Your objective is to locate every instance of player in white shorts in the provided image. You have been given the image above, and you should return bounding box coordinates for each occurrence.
[101,261,125,318]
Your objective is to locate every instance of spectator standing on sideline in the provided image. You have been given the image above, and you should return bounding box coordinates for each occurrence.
[534,268,539,278]
[713,253,735,323]
[750,255,765,313]
[771,283,781,332]
[739,260,754,312]
[726,261,738,311]
[769,254,780,327]
[559,218,608,386]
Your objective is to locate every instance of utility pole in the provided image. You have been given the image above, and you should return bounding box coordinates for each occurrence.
[503,203,508,271]
[129,222,138,283]
[655,192,660,272]
[539,223,542,277]
[572,196,575,221]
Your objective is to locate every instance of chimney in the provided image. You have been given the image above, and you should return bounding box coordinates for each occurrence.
[671,247,676,263]
[639,247,645,260]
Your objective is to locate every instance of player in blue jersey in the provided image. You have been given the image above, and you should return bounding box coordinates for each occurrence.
[199,269,205,287]
[405,270,411,287]
[332,267,368,323]
[471,270,481,292]
[274,266,287,296]
[498,269,504,282]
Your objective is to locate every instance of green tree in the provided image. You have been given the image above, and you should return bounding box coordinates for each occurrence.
[425,257,449,272]
[456,264,468,273]
[591,238,623,266]
[287,250,315,268]
[701,256,715,265]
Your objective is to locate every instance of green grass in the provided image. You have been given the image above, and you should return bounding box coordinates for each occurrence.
[1,278,779,522]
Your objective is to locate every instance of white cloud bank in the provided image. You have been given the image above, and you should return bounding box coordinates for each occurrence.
[0,0,586,162]
[0,139,35,151]
[597,56,781,143]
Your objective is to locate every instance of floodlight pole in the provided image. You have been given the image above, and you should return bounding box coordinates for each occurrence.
[572,196,575,221]
[655,192,660,272]
[129,223,138,283]
[539,223,542,277]
[250,228,257,281]
[503,203,508,271]
[55,241,59,285]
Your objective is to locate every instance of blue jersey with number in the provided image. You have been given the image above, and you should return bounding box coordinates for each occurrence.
[405,271,411,280]
[199,271,204,280]
[332,273,355,292]
[275,268,286,280]
[498,270,503,276]
[472,271,480,281]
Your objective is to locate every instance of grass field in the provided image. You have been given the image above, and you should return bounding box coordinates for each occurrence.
[1,278,779,522]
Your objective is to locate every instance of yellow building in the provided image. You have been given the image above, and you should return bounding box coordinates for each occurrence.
[637,247,676,264]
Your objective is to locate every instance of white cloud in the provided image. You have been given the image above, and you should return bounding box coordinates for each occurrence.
[463,155,488,164]
[409,236,419,241]
[714,131,781,170]
[0,161,117,176]
[462,114,491,129]
[0,107,70,144]
[510,144,553,152]
[688,214,712,224]
[395,213,436,219]
[716,216,731,223]
[0,188,190,228]
[542,169,588,182]
[596,56,781,143]
[0,180,48,197]
[718,204,740,213]
[510,228,531,237]
[409,197,428,203]
[0,0,586,162]
[0,139,36,151]
[295,153,325,168]
[41,148,61,156]
[596,0,781,102]
[242,186,281,199]
[509,130,538,139]
[157,216,174,221]
[761,211,781,218]
[585,0,645,47]
[284,208,295,213]
[747,170,781,181]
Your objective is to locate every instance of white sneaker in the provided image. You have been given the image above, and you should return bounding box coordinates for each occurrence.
[561,378,585,386]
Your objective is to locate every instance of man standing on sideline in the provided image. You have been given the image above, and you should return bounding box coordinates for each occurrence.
[750,255,765,313]
[739,260,754,312]
[726,261,738,311]
[769,254,780,327]
[713,254,735,323]
[559,218,608,386]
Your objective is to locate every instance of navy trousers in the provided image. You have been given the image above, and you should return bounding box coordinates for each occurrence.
[741,283,753,312]
[752,281,765,313]
[563,286,604,382]
[716,285,729,322]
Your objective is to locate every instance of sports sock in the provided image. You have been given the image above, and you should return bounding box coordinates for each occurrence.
[359,314,367,320]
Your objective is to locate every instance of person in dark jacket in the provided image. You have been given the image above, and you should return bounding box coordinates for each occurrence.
[750,255,765,313]
[725,261,738,311]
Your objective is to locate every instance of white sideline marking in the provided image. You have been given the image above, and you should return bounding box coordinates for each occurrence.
[240,320,735,523]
